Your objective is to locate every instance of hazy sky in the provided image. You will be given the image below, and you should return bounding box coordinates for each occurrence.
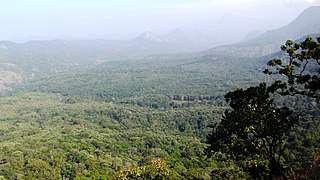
[0,0,320,42]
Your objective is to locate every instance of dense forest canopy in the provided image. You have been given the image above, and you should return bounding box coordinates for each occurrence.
[0,37,318,179]
[0,5,319,180]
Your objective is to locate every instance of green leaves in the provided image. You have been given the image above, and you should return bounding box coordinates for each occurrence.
[292,61,301,67]
[265,36,320,98]
[206,82,298,179]
[208,36,320,179]
[267,59,282,66]
[286,40,294,46]
[118,158,174,180]
[263,69,273,75]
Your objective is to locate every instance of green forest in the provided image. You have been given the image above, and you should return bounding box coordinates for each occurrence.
[0,5,320,179]
[0,36,318,179]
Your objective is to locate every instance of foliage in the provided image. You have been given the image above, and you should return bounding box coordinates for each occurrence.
[118,158,175,180]
[25,54,266,109]
[0,37,318,179]
[0,92,226,179]
[206,83,298,178]
[263,36,320,178]
[0,54,267,179]
[264,36,320,99]
[206,36,320,179]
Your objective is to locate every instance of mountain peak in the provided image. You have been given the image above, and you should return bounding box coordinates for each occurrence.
[247,5,320,44]
[205,6,320,58]
[294,6,320,20]
[243,30,263,42]
[134,31,167,43]
[285,5,320,30]
[305,5,320,11]
[140,31,155,37]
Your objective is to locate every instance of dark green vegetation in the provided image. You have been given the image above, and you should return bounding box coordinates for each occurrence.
[206,36,320,179]
[265,36,320,98]
[0,6,319,179]
[24,54,265,109]
[206,83,297,179]
[0,53,266,179]
[0,38,318,179]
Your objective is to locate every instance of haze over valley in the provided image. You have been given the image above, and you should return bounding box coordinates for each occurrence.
[0,0,320,179]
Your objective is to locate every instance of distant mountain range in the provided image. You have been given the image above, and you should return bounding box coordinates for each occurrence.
[0,6,319,94]
[206,6,320,57]
[2,6,319,64]
[0,28,215,94]
[130,29,215,54]
[0,29,214,64]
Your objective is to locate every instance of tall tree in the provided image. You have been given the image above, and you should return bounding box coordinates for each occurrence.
[263,35,320,179]
[206,83,297,179]
[206,36,320,179]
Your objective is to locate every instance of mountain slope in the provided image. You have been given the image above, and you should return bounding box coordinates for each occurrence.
[0,30,214,93]
[206,6,320,58]
[256,6,320,44]
[129,30,214,53]
[133,31,169,43]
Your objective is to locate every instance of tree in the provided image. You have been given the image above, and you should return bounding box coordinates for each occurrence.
[264,36,320,99]
[263,36,320,179]
[117,158,178,180]
[206,36,320,179]
[206,83,297,179]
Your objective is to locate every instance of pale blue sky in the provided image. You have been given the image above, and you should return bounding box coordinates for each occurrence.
[0,0,319,42]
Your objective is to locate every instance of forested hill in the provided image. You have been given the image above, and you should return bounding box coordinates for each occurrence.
[1,6,319,95]
[1,36,319,179]
[23,54,265,108]
[0,48,276,179]
[0,29,213,68]
[0,5,319,179]
[205,6,320,58]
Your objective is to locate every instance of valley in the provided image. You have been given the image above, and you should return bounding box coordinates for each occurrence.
[0,4,319,180]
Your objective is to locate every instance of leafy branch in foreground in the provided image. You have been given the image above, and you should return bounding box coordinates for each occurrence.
[264,36,320,99]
